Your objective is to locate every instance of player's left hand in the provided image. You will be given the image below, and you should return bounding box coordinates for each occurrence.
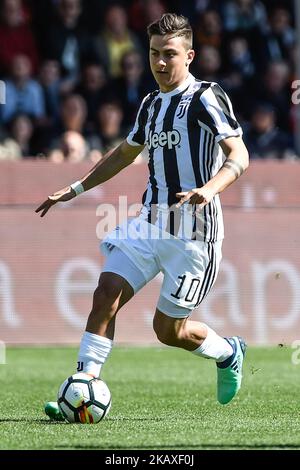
[176,187,215,209]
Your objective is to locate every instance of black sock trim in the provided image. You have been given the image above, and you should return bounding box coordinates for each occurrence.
[216,338,236,369]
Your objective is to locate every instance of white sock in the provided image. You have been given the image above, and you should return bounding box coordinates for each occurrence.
[77,332,113,377]
[192,325,233,362]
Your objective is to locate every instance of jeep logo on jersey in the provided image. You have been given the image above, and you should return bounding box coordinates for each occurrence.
[148,130,181,149]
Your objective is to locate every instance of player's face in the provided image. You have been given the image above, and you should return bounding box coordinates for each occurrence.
[149,35,194,92]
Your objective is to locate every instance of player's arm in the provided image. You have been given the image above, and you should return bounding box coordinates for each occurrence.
[76,140,144,191]
[35,140,144,217]
[205,135,249,194]
[176,136,249,208]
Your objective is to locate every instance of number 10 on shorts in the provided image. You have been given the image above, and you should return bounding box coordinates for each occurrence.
[171,275,202,307]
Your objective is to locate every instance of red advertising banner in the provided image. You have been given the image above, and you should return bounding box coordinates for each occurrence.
[0,161,299,345]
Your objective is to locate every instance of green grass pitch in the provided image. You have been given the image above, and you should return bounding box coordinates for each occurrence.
[0,345,299,450]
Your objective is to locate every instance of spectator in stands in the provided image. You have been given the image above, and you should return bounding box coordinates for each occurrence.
[129,0,166,52]
[109,50,153,132]
[59,93,87,134]
[95,3,143,78]
[46,93,88,152]
[129,0,165,31]
[75,63,108,133]
[0,54,45,124]
[89,101,124,155]
[9,112,35,157]
[0,0,39,74]
[258,7,295,65]
[0,0,297,161]
[227,36,255,78]
[222,0,267,34]
[167,0,222,20]
[194,9,223,50]
[39,59,62,125]
[253,60,292,132]
[193,45,222,82]
[41,0,99,83]
[221,36,255,121]
[0,123,21,160]
[48,130,89,163]
[243,103,295,159]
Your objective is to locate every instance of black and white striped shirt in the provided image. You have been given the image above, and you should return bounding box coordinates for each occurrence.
[127,73,242,242]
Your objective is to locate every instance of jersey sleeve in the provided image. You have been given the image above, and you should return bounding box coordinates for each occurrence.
[198,83,243,142]
[126,93,152,147]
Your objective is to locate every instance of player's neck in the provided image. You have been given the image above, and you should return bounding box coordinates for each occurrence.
[159,73,193,95]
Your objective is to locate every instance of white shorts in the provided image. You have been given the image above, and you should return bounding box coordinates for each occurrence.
[101,218,222,318]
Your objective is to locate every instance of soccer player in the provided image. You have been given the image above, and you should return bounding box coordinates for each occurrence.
[36,13,249,420]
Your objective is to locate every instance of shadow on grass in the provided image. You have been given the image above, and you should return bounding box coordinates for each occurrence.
[0,419,67,425]
[0,416,165,424]
[54,443,300,450]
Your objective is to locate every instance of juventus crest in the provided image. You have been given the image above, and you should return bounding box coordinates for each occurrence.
[176,96,193,119]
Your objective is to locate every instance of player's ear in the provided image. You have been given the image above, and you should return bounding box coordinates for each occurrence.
[186,49,195,66]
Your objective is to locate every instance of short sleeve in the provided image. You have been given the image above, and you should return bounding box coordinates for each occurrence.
[198,83,243,142]
[126,93,152,147]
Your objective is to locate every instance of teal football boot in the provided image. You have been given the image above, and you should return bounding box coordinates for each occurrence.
[44,401,64,421]
[217,336,246,405]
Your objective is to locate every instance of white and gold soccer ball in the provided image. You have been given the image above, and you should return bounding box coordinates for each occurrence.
[57,373,111,424]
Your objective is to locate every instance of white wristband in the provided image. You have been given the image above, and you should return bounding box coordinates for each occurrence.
[70,181,84,195]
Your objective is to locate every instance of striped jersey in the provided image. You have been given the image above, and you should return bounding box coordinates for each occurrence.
[127,73,242,242]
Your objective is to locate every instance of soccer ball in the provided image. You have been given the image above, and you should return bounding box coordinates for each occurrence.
[57,373,111,424]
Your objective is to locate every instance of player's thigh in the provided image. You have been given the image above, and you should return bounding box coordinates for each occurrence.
[101,218,160,284]
[101,219,161,293]
[157,239,222,316]
[94,246,143,310]
[99,245,158,307]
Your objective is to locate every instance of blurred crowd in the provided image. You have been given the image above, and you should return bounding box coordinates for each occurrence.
[0,0,298,162]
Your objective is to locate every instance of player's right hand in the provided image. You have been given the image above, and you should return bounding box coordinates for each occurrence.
[35,186,76,217]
